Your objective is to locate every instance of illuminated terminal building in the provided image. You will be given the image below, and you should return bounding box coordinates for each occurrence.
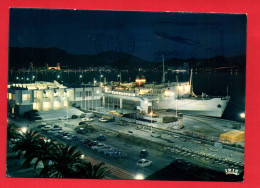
[7,81,102,116]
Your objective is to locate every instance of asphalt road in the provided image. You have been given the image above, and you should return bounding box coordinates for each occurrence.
[7,109,244,179]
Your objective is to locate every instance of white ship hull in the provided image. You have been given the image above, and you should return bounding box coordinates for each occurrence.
[158,96,230,118]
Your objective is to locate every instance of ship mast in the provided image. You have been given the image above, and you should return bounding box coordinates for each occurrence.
[189,69,193,96]
[162,55,165,83]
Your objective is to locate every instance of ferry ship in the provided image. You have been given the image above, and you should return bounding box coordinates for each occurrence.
[102,57,230,118]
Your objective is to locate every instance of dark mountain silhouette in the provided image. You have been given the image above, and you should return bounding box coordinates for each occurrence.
[8,47,245,70]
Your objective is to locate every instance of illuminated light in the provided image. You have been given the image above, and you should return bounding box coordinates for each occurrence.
[135,174,144,180]
[54,101,60,108]
[240,113,245,118]
[79,75,82,78]
[81,154,85,159]
[164,90,174,97]
[21,127,27,133]
[96,90,100,94]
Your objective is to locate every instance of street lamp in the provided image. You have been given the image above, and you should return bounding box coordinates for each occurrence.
[100,74,103,82]
[79,75,82,84]
[240,112,245,118]
[21,127,27,133]
[32,75,35,82]
[135,174,144,180]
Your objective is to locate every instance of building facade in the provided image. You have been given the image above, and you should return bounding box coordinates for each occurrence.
[7,81,102,116]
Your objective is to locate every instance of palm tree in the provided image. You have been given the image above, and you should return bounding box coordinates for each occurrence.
[24,138,57,171]
[7,122,20,150]
[11,129,41,166]
[39,143,83,178]
[75,161,109,179]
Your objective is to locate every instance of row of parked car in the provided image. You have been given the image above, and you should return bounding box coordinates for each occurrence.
[78,136,127,159]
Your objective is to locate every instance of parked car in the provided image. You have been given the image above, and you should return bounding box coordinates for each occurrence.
[71,115,78,119]
[91,143,105,151]
[97,145,112,153]
[63,136,72,141]
[41,125,52,131]
[80,113,86,118]
[76,128,87,134]
[53,125,62,130]
[136,159,152,167]
[59,116,70,120]
[116,150,127,158]
[62,132,70,136]
[79,121,87,125]
[71,135,78,141]
[88,141,98,147]
[99,118,108,123]
[82,117,94,122]
[97,134,107,141]
[104,148,118,156]
[140,149,148,158]
[80,139,92,145]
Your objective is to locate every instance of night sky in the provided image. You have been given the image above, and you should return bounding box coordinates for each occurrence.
[9,8,247,61]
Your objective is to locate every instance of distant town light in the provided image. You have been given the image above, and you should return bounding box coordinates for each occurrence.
[135,174,144,180]
[79,75,82,78]
[240,113,245,118]
[16,77,19,79]
[57,75,60,78]
[26,78,29,80]
[100,75,103,78]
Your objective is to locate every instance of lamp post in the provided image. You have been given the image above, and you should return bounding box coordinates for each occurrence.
[16,77,19,83]
[32,75,35,83]
[79,75,82,84]
[240,112,245,119]
[100,74,103,82]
